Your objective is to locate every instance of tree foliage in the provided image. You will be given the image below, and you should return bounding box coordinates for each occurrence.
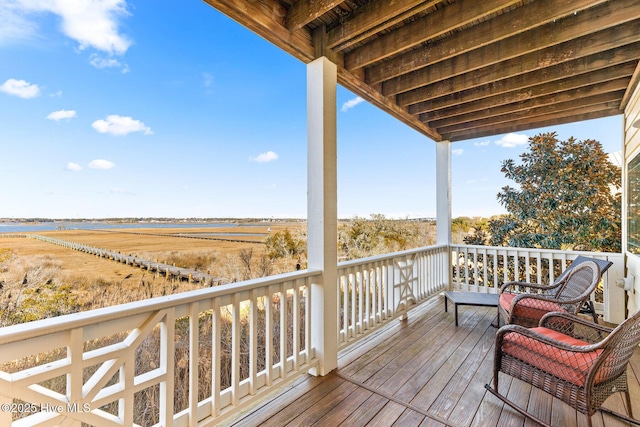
[338,214,422,260]
[263,229,306,260]
[488,132,621,252]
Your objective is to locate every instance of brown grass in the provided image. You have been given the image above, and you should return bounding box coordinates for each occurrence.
[0,224,300,282]
[0,223,304,315]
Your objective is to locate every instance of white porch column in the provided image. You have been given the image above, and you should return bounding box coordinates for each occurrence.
[436,141,452,245]
[307,56,338,376]
[436,141,453,291]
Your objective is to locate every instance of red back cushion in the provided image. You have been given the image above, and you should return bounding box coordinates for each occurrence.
[500,293,566,324]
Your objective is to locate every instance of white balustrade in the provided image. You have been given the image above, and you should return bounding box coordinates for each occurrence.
[450,244,625,321]
[0,270,319,426]
[336,245,449,349]
[0,242,624,425]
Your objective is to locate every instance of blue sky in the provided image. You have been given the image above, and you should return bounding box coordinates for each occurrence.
[0,0,623,219]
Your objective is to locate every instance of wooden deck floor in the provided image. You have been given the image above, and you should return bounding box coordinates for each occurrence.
[226,296,640,427]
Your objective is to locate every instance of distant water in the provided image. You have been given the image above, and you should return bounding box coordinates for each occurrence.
[0,222,248,233]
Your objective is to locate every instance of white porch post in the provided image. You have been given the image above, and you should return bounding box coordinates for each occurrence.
[436,141,452,290]
[436,141,452,245]
[307,56,338,376]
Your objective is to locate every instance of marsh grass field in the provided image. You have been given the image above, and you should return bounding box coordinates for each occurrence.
[0,222,304,321]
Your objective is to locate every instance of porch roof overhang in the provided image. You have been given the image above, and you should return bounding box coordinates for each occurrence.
[203,0,640,142]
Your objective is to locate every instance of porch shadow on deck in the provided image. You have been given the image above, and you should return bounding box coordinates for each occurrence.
[225,296,640,427]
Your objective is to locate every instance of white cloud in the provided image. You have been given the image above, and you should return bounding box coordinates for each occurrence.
[65,162,82,171]
[474,140,490,147]
[47,109,77,120]
[88,159,115,170]
[341,96,364,112]
[92,115,152,136]
[452,148,464,156]
[495,132,528,148]
[1,1,131,73]
[250,151,279,163]
[0,78,41,98]
[10,0,131,54]
[90,54,129,72]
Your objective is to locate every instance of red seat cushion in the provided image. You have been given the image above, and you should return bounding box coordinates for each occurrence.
[500,292,566,324]
[502,327,602,386]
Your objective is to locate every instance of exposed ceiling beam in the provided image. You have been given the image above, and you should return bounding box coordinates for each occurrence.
[286,0,346,31]
[326,0,439,50]
[345,0,522,70]
[396,25,640,107]
[443,102,621,141]
[366,0,640,88]
[433,88,627,134]
[417,62,637,121]
[204,0,639,142]
[446,109,620,141]
[426,76,630,129]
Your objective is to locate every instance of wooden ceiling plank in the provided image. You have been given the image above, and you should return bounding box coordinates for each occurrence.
[379,2,640,94]
[434,90,625,134]
[442,99,621,138]
[408,52,640,115]
[446,109,621,142]
[396,25,640,108]
[345,0,576,71]
[329,2,444,53]
[204,0,314,62]
[420,65,635,122]
[325,0,438,50]
[286,0,347,31]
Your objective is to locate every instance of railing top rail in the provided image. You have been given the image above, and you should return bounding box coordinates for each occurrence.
[450,244,622,259]
[338,243,449,268]
[0,268,322,343]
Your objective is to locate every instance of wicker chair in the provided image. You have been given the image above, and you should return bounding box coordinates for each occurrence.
[485,310,640,427]
[497,258,607,328]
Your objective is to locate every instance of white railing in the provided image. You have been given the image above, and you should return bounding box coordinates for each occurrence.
[0,244,452,426]
[336,244,449,349]
[0,270,319,427]
[0,243,624,426]
[450,244,626,323]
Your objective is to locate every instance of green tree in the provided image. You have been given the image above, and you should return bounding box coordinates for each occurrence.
[489,132,621,252]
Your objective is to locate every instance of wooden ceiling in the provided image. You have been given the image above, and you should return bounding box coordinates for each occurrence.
[203,0,640,142]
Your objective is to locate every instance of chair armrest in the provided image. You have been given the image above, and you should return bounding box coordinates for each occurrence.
[539,312,613,343]
[499,280,562,294]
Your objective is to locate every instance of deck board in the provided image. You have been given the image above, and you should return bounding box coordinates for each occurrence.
[337,393,390,427]
[365,401,411,426]
[226,295,640,427]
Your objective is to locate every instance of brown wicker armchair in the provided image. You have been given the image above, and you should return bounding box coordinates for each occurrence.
[485,310,640,427]
[497,258,606,328]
